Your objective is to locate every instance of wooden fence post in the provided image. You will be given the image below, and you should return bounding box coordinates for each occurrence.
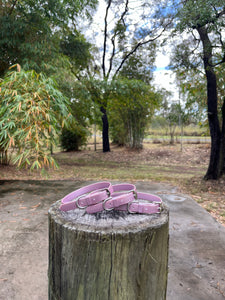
[48,200,169,300]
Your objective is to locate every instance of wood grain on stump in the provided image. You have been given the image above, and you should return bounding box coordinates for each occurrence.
[48,199,169,300]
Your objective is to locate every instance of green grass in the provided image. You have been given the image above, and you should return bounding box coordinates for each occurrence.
[53,154,206,183]
[148,124,208,137]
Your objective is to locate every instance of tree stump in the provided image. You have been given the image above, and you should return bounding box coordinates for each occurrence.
[48,199,169,300]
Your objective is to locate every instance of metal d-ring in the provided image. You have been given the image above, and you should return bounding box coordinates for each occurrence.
[75,195,88,209]
[153,201,162,214]
[100,188,111,197]
[157,205,162,214]
[127,201,138,214]
[102,197,113,211]
[131,189,138,200]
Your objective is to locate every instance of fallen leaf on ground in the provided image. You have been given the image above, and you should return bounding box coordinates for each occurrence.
[31,203,41,209]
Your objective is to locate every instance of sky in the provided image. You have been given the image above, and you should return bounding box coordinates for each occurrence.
[153,50,179,100]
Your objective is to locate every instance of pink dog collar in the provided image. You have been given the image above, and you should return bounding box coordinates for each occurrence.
[116,192,162,214]
[59,182,113,212]
[59,182,162,215]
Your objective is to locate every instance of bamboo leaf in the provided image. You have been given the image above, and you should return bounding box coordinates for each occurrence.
[0,67,70,171]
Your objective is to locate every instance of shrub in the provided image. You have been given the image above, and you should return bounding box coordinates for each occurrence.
[108,79,160,149]
[61,125,88,151]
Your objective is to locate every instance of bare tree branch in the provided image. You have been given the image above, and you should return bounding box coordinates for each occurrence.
[9,0,18,15]
[215,6,225,19]
[102,0,112,78]
[113,21,172,79]
[106,0,129,79]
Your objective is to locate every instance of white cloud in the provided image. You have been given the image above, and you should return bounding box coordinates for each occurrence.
[153,69,178,98]
[153,47,179,101]
[155,50,170,69]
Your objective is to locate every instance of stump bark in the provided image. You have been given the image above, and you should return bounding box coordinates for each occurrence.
[48,199,169,300]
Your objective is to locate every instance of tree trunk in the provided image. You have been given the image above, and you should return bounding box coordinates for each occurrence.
[48,200,169,300]
[101,106,110,152]
[0,149,9,165]
[221,99,225,173]
[197,26,221,179]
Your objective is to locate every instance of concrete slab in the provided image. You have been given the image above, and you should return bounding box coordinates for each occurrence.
[0,180,225,299]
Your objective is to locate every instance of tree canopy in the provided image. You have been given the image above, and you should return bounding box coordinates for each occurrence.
[0,0,98,76]
[109,78,160,148]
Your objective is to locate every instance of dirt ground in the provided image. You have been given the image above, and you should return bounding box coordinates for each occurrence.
[1,143,225,225]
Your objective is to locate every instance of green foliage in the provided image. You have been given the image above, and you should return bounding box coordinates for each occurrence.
[175,70,208,124]
[108,79,160,149]
[81,78,110,108]
[0,66,71,170]
[118,43,157,84]
[157,99,188,144]
[172,1,225,129]
[67,80,102,132]
[57,76,102,152]
[0,1,57,75]
[59,79,100,151]
[215,64,225,111]
[0,0,98,76]
[166,103,182,125]
[61,125,88,152]
[150,115,168,129]
[176,0,225,31]
[60,31,92,71]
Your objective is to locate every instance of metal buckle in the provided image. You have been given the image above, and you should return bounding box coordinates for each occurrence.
[98,187,111,197]
[104,188,111,197]
[154,201,162,204]
[131,190,137,200]
[127,191,137,213]
[75,188,111,209]
[75,194,88,209]
[103,197,113,211]
[127,201,138,214]
[157,205,162,214]
[150,200,162,214]
[156,202,162,214]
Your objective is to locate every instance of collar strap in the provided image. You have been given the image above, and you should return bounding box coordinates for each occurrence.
[116,192,162,214]
[112,183,136,195]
